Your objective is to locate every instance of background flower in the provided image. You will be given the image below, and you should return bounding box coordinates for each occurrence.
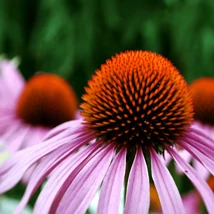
[165,77,214,180]
[0,59,79,153]
[189,77,214,139]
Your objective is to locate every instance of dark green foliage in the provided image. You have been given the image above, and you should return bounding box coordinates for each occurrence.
[0,0,214,100]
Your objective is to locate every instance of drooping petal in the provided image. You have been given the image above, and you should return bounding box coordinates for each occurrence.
[179,140,214,176]
[150,149,185,214]
[124,148,150,214]
[42,118,86,141]
[0,126,92,193]
[15,142,98,213]
[0,122,21,140]
[176,150,191,174]
[54,144,115,214]
[193,120,214,140]
[22,126,48,148]
[0,60,25,104]
[167,147,214,214]
[0,123,89,173]
[97,148,126,214]
[187,127,214,158]
[0,114,16,135]
[21,164,37,184]
[32,142,102,214]
[192,122,214,139]
[4,125,30,152]
[193,160,209,180]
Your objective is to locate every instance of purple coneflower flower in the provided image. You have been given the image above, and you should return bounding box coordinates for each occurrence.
[0,60,79,152]
[0,51,214,214]
[171,78,214,180]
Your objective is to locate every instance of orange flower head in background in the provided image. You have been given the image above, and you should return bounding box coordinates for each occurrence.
[0,60,79,153]
[16,73,78,127]
[189,78,214,125]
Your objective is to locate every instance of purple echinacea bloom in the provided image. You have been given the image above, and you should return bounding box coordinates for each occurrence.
[0,60,79,153]
[0,51,214,214]
[168,77,214,180]
[188,78,214,179]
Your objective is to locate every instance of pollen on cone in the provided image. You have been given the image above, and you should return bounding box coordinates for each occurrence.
[16,73,78,127]
[81,51,193,150]
[189,77,214,124]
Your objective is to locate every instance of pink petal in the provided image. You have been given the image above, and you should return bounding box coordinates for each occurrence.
[33,141,104,214]
[188,127,214,158]
[182,191,200,214]
[179,140,214,175]
[0,126,92,193]
[0,121,21,140]
[21,164,37,184]
[42,119,86,141]
[0,114,17,136]
[150,149,185,214]
[15,142,90,213]
[0,122,88,172]
[22,126,48,148]
[5,125,30,152]
[176,150,191,174]
[55,144,115,214]
[193,160,209,180]
[0,60,25,103]
[192,121,214,139]
[97,148,126,214]
[74,110,82,120]
[0,113,16,124]
[124,148,150,214]
[167,147,214,214]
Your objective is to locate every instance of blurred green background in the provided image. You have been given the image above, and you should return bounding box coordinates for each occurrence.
[1,0,214,101]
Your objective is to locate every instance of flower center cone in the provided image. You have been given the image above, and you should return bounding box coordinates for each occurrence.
[81,51,193,151]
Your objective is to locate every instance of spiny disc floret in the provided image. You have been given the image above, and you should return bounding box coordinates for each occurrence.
[81,51,193,151]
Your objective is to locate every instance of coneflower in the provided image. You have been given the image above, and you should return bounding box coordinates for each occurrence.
[0,51,214,214]
[0,60,79,152]
[174,77,214,180]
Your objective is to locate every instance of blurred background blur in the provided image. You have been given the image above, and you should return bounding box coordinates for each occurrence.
[1,0,214,102]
